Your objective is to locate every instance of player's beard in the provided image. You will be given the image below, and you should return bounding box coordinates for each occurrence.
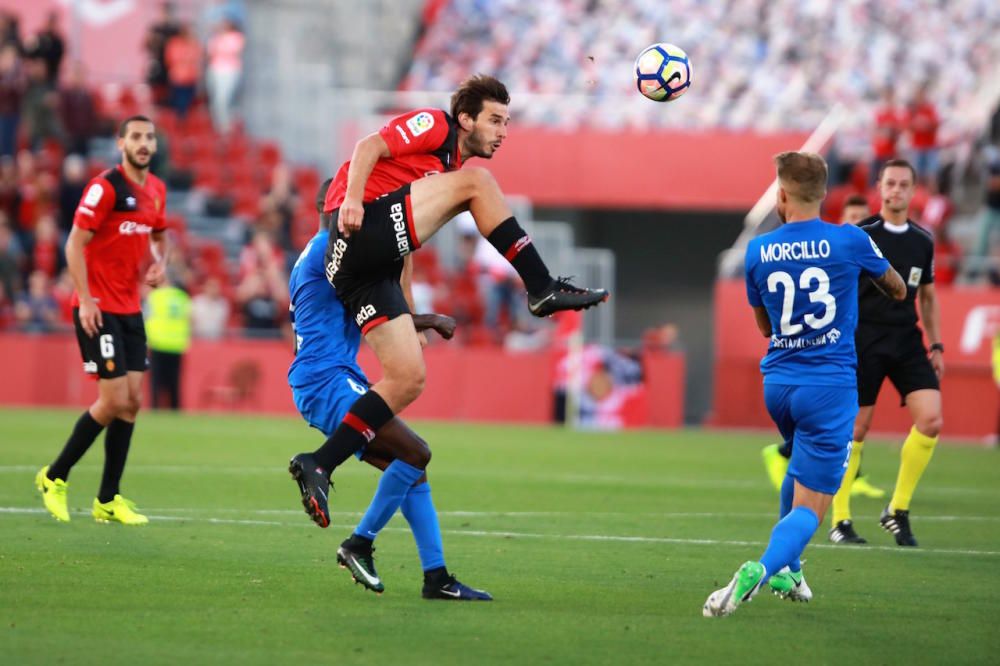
[124,147,152,171]
[466,129,494,159]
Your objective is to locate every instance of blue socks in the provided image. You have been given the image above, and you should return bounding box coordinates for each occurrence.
[354,460,424,540]
[760,505,818,582]
[401,482,446,572]
[778,475,801,573]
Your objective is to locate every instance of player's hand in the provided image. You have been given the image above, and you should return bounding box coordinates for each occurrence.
[78,297,103,338]
[417,331,429,348]
[338,197,365,238]
[145,263,166,287]
[428,314,457,340]
[929,349,945,379]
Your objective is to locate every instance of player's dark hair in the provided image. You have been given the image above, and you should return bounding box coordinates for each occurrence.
[774,151,827,203]
[844,193,868,208]
[118,115,154,137]
[450,74,510,121]
[878,158,916,183]
[315,177,334,214]
[316,177,335,231]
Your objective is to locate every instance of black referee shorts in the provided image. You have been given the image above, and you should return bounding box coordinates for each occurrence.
[74,308,149,380]
[856,324,939,407]
[324,184,419,335]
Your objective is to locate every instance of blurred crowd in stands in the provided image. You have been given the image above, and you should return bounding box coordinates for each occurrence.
[407,0,999,134]
[2,0,999,351]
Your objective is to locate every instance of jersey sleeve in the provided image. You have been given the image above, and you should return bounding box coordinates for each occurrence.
[153,180,167,231]
[851,225,891,278]
[379,109,450,158]
[743,241,763,307]
[922,239,935,284]
[73,177,115,232]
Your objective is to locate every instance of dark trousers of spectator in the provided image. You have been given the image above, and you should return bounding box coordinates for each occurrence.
[0,113,18,156]
[150,350,183,410]
[170,84,196,119]
[64,134,89,157]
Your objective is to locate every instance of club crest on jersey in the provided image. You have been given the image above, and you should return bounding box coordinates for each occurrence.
[83,183,103,207]
[406,112,434,137]
[908,267,922,287]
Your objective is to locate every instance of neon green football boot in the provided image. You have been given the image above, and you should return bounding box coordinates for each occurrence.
[768,567,813,602]
[761,444,789,492]
[93,495,149,525]
[703,561,766,617]
[850,475,886,499]
[36,466,70,522]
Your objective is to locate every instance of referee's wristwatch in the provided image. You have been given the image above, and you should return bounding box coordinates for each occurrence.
[929,342,945,354]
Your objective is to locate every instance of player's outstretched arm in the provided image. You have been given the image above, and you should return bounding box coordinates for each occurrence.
[412,314,457,340]
[340,133,392,236]
[872,267,906,301]
[751,305,772,338]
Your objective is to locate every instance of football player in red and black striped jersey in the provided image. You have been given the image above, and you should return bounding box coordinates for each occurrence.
[36,115,168,525]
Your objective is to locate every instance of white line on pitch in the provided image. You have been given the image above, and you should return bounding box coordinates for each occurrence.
[2,506,998,557]
[135,507,1000,523]
[0,465,995,497]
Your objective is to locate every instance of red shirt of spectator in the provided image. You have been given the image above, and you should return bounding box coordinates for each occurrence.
[873,104,902,160]
[324,108,462,212]
[907,98,939,150]
[71,165,167,313]
[165,32,201,86]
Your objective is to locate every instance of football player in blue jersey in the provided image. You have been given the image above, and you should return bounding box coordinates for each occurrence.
[704,152,905,617]
[287,180,491,600]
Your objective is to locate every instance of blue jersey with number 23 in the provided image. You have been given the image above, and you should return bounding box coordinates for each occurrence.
[745,219,890,386]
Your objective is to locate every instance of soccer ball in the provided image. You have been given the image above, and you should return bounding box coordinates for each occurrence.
[634,43,692,102]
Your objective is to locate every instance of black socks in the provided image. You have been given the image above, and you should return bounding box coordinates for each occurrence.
[314,391,395,472]
[48,411,105,481]
[486,217,553,295]
[98,419,135,503]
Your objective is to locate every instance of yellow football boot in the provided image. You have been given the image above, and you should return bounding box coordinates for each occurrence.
[35,466,70,522]
[93,495,149,525]
[851,475,887,499]
[761,444,789,492]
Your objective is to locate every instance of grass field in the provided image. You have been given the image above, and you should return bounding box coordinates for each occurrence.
[2,407,998,664]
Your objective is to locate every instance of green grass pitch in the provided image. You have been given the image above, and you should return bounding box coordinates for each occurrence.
[2,407,998,664]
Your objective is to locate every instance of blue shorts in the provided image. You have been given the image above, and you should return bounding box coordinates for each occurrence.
[291,370,369,458]
[764,383,858,494]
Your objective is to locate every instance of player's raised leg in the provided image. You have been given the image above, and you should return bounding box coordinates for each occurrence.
[407,166,608,316]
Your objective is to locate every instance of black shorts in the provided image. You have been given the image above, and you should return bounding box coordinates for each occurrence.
[74,308,149,379]
[324,184,420,334]
[856,324,939,406]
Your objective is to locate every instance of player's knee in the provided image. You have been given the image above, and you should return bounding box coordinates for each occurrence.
[383,364,426,406]
[412,434,431,468]
[400,372,426,405]
[124,393,142,419]
[852,423,869,442]
[103,393,131,417]
[916,413,943,438]
[401,433,431,469]
[464,166,498,196]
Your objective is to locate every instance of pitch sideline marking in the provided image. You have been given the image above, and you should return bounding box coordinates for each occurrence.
[2,506,998,557]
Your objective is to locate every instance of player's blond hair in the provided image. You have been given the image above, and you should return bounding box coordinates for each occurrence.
[774,151,828,204]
